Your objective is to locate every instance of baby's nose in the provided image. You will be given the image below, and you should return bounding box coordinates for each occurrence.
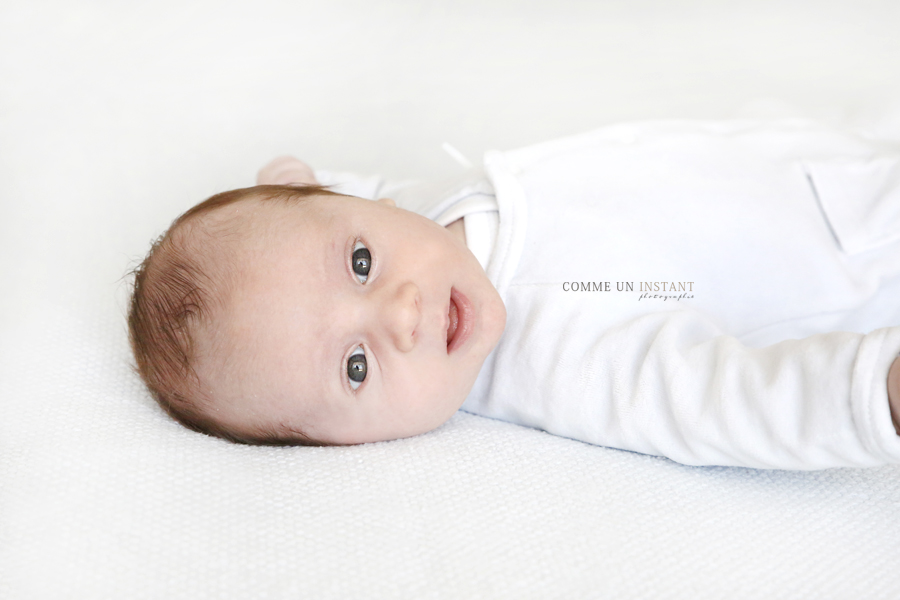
[383,282,421,352]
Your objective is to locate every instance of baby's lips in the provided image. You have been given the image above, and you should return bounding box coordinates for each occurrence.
[446,297,460,346]
[447,288,473,354]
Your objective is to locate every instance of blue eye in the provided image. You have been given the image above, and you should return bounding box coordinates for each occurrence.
[352,242,371,283]
[347,346,367,390]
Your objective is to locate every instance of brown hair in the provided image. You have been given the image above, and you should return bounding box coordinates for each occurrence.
[128,184,343,446]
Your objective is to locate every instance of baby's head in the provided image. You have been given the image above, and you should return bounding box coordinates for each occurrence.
[129,185,506,446]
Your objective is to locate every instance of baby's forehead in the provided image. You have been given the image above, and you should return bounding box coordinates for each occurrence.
[206,195,341,319]
[180,195,321,267]
[198,194,319,234]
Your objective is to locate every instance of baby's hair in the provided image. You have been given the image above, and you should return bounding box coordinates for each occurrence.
[128,184,342,446]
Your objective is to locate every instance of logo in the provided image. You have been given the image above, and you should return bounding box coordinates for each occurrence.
[561,281,695,301]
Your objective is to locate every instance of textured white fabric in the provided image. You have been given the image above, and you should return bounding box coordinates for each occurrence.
[4,302,900,598]
[4,1,900,598]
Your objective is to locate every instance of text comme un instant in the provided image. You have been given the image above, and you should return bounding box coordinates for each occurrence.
[562,281,695,292]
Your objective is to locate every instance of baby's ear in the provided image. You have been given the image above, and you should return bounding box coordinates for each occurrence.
[257,156,319,186]
[376,197,396,207]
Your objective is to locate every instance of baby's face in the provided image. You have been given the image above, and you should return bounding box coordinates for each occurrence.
[198,193,507,444]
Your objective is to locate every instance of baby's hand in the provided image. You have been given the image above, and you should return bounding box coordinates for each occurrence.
[257,156,319,186]
[887,356,900,435]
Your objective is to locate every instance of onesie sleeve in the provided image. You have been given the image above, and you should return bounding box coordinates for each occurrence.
[561,310,900,469]
[477,303,900,469]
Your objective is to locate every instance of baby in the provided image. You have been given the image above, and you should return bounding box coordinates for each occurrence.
[129,161,507,447]
[130,119,900,469]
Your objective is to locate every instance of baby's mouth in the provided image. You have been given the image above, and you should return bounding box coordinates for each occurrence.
[446,288,473,354]
[446,296,459,347]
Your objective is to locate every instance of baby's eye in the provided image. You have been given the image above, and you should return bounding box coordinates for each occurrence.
[347,346,367,390]
[352,241,371,284]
